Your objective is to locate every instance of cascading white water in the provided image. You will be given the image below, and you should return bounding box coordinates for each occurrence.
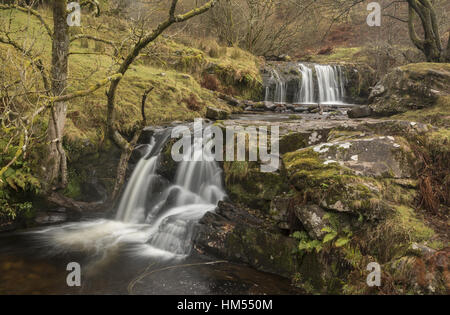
[264,63,346,104]
[31,124,226,261]
[296,64,314,104]
[116,125,226,256]
[314,64,345,104]
[265,69,286,104]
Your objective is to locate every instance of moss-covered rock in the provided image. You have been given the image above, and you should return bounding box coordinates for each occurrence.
[205,107,230,120]
[194,201,299,278]
[370,63,450,116]
[223,161,288,212]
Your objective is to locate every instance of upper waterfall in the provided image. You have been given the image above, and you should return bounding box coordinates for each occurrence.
[314,64,346,104]
[264,63,347,104]
[296,64,315,104]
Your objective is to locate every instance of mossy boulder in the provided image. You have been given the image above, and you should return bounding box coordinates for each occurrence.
[205,106,230,120]
[279,130,329,154]
[194,201,299,278]
[343,63,377,102]
[282,138,416,219]
[369,63,450,116]
[223,161,288,212]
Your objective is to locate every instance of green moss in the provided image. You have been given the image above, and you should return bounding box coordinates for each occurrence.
[283,148,388,217]
[307,47,367,63]
[398,62,450,74]
[393,205,435,242]
[63,170,82,199]
[279,132,308,154]
[223,161,288,212]
[283,148,342,190]
[327,130,362,142]
[392,95,450,128]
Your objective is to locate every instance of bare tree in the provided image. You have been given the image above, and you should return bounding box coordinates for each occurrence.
[206,0,317,56]
[0,0,122,194]
[106,0,217,201]
[332,0,449,62]
[406,0,449,62]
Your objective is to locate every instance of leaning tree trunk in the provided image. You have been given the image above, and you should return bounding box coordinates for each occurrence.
[46,0,69,190]
[407,0,444,62]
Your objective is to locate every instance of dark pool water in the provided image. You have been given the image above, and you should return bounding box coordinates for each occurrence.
[0,224,301,295]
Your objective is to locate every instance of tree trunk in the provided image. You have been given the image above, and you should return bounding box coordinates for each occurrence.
[407,0,445,62]
[46,0,69,190]
[446,31,450,62]
[407,0,444,62]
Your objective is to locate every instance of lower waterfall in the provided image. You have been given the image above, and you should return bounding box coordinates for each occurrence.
[30,123,226,260]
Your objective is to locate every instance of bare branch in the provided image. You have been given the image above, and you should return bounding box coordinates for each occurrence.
[0,4,52,38]
[46,73,123,103]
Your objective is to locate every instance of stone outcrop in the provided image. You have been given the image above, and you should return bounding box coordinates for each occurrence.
[194,201,298,278]
[369,63,450,115]
[205,106,230,120]
[347,105,372,118]
[204,113,447,294]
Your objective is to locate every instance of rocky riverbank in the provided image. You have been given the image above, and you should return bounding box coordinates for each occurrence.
[194,107,449,294]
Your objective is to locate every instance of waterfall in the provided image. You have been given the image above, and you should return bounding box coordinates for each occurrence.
[314,64,345,104]
[31,123,226,261]
[266,69,286,104]
[116,124,226,257]
[296,64,314,104]
[264,63,346,104]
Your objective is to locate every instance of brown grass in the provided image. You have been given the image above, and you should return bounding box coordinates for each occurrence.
[201,73,220,91]
[183,94,202,112]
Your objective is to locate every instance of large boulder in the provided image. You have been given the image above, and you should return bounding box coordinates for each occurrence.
[344,63,377,102]
[347,106,372,118]
[282,134,417,218]
[205,107,230,120]
[309,136,415,178]
[369,63,450,116]
[194,201,298,278]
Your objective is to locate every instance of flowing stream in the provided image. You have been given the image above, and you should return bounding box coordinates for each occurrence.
[0,122,299,294]
[28,125,226,260]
